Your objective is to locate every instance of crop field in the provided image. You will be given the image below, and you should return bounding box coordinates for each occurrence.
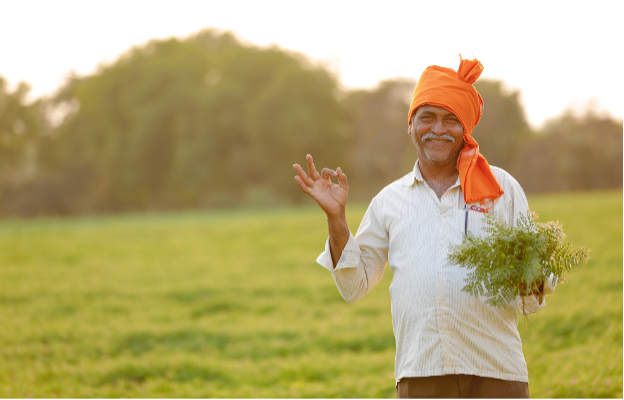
[0,190,621,398]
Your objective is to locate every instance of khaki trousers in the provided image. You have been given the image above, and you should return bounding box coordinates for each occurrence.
[396,374,530,398]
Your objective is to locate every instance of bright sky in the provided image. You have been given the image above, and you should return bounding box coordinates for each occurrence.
[1,0,622,128]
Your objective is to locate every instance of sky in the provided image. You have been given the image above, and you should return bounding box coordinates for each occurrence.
[1,0,622,128]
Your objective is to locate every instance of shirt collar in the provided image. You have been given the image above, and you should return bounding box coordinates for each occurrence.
[400,160,461,190]
[399,160,425,187]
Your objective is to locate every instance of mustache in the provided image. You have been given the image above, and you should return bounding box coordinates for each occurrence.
[421,132,456,142]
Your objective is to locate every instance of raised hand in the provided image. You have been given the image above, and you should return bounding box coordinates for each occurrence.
[293,154,348,218]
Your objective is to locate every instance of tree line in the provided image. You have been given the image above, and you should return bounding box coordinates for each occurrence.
[0,29,621,216]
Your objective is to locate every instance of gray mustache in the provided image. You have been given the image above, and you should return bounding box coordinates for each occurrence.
[422,133,455,142]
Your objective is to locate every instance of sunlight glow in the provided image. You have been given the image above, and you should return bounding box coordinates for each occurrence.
[1,0,621,128]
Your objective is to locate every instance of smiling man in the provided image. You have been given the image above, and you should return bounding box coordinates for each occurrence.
[293,56,555,398]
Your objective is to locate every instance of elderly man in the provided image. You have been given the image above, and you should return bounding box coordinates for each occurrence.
[293,56,555,398]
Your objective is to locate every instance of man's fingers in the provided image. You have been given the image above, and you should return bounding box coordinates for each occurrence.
[294,175,312,195]
[337,167,348,191]
[306,154,320,180]
[293,163,314,187]
[321,168,337,180]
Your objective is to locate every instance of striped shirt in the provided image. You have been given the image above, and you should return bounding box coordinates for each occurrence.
[316,161,556,384]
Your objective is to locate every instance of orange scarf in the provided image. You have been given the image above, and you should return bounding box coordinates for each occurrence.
[408,55,503,208]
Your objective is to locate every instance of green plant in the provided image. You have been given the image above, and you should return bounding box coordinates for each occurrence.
[449,211,590,310]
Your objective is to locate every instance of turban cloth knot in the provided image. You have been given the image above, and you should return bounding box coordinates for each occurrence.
[408,55,504,208]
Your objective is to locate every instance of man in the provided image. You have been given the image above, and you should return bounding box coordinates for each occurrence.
[292,56,555,398]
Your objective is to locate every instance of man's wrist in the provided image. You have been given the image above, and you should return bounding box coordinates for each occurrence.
[326,209,346,223]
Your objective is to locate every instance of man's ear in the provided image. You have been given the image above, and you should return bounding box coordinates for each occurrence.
[408,112,416,135]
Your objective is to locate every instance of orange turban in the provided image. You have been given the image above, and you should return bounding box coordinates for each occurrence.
[408,55,503,208]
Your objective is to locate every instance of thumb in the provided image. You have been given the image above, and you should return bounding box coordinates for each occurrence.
[337,167,348,191]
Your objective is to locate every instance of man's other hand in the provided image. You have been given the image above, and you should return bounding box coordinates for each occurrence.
[293,154,348,218]
[519,279,545,305]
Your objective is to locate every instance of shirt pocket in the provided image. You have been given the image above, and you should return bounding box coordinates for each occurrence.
[465,209,489,238]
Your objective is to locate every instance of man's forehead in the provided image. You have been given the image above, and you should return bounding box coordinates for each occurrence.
[416,105,457,117]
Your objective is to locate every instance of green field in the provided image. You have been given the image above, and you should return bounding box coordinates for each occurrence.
[0,190,621,398]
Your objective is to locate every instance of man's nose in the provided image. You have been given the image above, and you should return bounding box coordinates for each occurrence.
[430,117,446,135]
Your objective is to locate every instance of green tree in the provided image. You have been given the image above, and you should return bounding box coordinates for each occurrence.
[2,36,621,217]
[0,77,49,214]
[341,78,417,200]
[0,78,45,182]
[472,79,532,172]
[513,110,622,192]
[33,29,347,214]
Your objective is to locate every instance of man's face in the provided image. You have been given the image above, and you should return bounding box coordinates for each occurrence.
[409,105,465,167]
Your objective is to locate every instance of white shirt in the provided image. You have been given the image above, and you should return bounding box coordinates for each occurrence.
[316,161,556,384]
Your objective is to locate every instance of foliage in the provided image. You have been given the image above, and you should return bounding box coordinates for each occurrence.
[449,211,590,310]
[3,29,349,215]
[472,80,532,169]
[341,78,417,201]
[0,78,47,186]
[512,110,623,193]
[0,29,622,216]
[0,191,620,397]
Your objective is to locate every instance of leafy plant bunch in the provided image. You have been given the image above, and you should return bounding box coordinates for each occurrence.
[449,211,590,311]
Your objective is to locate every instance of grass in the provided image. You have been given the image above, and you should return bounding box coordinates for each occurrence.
[0,190,621,398]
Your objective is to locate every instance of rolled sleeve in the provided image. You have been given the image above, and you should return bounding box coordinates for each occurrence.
[316,231,361,272]
[316,197,389,303]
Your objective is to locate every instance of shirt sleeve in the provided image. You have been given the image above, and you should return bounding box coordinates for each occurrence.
[504,174,558,314]
[316,197,389,303]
